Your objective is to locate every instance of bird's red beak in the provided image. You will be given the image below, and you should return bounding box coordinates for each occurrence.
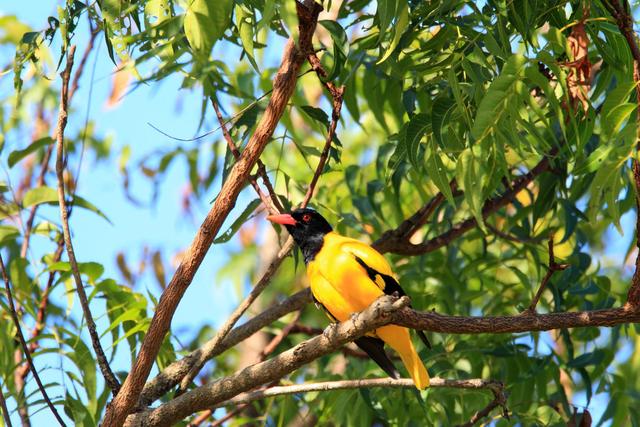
[266,214,297,226]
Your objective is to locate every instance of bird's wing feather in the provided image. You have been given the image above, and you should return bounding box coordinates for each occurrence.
[353,336,399,379]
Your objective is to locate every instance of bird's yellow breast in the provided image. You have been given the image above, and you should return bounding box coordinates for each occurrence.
[307,232,388,322]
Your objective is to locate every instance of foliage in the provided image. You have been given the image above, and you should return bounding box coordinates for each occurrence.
[1,0,640,425]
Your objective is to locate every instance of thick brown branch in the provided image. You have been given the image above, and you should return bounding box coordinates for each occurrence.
[178,238,295,391]
[392,304,640,334]
[374,155,552,255]
[102,3,323,425]
[54,45,121,396]
[139,289,312,406]
[526,233,569,312]
[0,255,66,426]
[124,295,410,426]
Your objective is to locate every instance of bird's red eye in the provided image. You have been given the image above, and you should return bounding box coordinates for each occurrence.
[302,214,311,222]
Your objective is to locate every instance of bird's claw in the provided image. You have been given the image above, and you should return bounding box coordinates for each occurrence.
[323,322,339,339]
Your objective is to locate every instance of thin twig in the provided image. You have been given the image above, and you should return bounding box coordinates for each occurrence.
[178,238,295,392]
[300,53,344,208]
[0,380,13,427]
[53,45,120,395]
[20,29,98,258]
[225,378,504,408]
[0,254,66,426]
[211,98,282,214]
[258,309,303,361]
[456,386,509,427]
[526,233,569,313]
[208,405,248,427]
[375,180,459,248]
[15,243,65,383]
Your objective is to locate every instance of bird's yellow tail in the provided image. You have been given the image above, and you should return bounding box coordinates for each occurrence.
[377,325,430,389]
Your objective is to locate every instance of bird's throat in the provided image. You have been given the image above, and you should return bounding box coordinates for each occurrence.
[300,234,325,264]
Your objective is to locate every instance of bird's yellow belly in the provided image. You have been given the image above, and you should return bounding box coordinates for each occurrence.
[307,258,383,322]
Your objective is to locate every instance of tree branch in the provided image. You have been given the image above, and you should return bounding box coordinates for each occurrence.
[224,378,504,408]
[0,254,66,426]
[301,53,345,207]
[54,45,121,396]
[456,385,509,427]
[124,295,411,426]
[133,297,640,425]
[258,308,303,361]
[0,383,11,427]
[374,180,458,250]
[20,29,98,259]
[177,238,295,392]
[373,154,553,255]
[102,3,324,425]
[391,304,640,334]
[526,233,569,313]
[211,98,282,215]
[139,289,312,406]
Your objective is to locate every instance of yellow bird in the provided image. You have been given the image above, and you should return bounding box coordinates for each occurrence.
[268,208,430,389]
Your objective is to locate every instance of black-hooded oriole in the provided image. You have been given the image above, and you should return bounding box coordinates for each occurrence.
[267,208,430,389]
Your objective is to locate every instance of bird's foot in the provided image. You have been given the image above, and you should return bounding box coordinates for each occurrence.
[322,322,339,340]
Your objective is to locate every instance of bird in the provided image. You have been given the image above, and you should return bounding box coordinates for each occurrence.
[267,208,430,389]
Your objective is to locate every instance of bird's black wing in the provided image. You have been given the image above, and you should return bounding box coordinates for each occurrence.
[354,256,432,349]
[354,336,400,379]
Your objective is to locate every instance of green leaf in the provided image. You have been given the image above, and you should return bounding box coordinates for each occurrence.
[184,0,233,57]
[8,137,53,168]
[236,4,259,72]
[425,143,455,206]
[376,0,396,41]
[22,186,58,207]
[574,145,612,175]
[319,20,348,81]
[457,148,486,232]
[214,199,261,244]
[73,195,112,224]
[22,186,111,223]
[378,0,408,64]
[567,350,606,369]
[404,113,430,169]
[0,225,19,244]
[471,54,527,141]
[431,96,456,147]
[64,336,97,403]
[299,105,329,130]
[602,103,636,138]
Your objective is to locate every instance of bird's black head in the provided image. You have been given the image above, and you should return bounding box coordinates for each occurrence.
[267,208,333,263]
